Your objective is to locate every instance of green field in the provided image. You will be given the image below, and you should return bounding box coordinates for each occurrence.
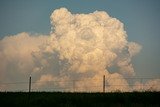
[0,92,160,107]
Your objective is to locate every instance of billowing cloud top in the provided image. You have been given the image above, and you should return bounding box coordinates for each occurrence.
[0,8,159,92]
[50,8,140,75]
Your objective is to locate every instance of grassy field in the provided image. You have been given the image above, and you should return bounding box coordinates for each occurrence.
[0,92,160,107]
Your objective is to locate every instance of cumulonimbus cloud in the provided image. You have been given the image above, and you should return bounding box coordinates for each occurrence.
[0,8,159,92]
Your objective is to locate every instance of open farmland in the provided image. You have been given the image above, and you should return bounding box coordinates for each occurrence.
[0,92,160,107]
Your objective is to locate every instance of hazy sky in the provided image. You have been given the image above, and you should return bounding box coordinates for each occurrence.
[0,0,160,78]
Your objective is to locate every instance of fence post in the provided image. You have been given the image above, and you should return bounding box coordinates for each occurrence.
[103,75,105,93]
[29,75,31,93]
[141,78,143,91]
[73,80,75,92]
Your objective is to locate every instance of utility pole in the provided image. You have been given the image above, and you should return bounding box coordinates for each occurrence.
[103,75,105,93]
[29,75,31,93]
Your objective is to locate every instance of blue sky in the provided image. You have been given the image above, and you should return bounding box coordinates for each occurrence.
[0,0,160,78]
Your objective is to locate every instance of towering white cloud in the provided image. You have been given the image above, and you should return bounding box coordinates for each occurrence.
[0,8,159,92]
[48,8,140,91]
